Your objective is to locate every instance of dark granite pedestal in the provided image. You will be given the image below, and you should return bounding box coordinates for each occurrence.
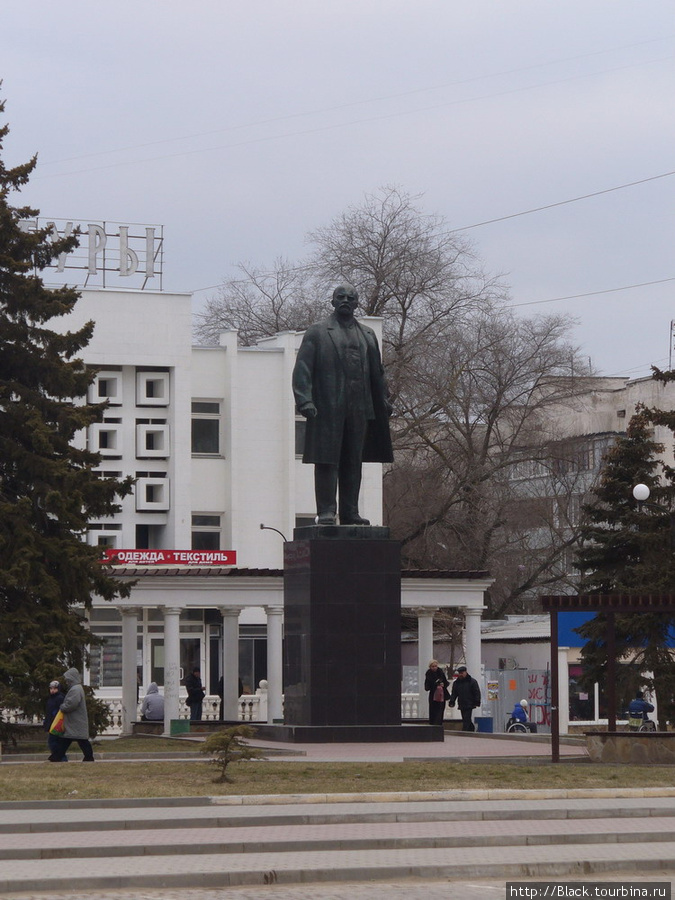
[276,524,442,744]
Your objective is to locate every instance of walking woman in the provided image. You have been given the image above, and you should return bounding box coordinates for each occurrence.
[424,660,449,726]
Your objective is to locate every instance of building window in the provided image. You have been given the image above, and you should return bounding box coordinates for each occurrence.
[191,401,221,455]
[89,370,122,405]
[88,524,122,548]
[135,476,170,511]
[136,370,170,407]
[89,423,123,457]
[136,422,169,458]
[192,514,221,550]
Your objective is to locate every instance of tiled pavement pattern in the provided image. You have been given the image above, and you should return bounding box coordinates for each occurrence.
[2,794,675,895]
[4,730,590,764]
[2,879,675,900]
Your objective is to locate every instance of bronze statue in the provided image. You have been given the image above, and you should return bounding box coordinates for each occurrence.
[292,284,393,525]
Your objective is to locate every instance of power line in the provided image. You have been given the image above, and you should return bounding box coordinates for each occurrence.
[32,54,674,181]
[36,34,674,171]
[449,171,675,233]
[511,276,675,308]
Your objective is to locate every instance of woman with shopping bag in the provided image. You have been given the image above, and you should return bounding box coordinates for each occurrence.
[48,668,95,762]
[424,660,450,726]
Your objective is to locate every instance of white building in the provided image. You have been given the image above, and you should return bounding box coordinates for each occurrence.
[61,283,490,735]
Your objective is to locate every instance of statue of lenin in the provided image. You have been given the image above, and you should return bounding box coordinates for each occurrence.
[292,284,393,525]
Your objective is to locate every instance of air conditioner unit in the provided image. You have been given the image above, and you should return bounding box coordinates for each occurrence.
[499,657,518,670]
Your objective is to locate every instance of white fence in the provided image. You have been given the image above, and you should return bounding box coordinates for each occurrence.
[5,690,423,735]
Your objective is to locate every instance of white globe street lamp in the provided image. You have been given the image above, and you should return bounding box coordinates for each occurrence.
[633,484,651,502]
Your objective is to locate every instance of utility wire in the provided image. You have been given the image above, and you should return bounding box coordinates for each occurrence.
[32,54,673,181]
[449,172,675,233]
[511,277,675,308]
[188,171,675,297]
[37,34,674,170]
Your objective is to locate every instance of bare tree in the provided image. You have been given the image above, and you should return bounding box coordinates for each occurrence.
[308,186,505,398]
[386,303,594,615]
[194,259,324,347]
[196,186,593,615]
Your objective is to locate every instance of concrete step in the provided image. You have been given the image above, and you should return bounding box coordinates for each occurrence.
[1,841,675,893]
[1,815,675,860]
[4,797,675,833]
[2,794,675,892]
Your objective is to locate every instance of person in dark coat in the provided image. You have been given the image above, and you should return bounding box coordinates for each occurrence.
[628,690,654,722]
[44,680,67,761]
[449,665,482,732]
[424,660,450,726]
[292,284,393,525]
[185,667,205,721]
[48,668,95,762]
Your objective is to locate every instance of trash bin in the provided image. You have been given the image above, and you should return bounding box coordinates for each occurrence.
[475,716,493,733]
[170,719,190,736]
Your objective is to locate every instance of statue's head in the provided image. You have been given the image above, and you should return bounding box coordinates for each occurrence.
[331,283,359,317]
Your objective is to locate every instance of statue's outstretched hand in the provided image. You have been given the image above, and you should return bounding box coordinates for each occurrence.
[301,403,318,419]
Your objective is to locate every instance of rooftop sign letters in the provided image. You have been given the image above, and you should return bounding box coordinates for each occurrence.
[20,218,164,290]
[103,549,237,566]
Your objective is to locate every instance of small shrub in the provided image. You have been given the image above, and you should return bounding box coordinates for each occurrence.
[199,725,265,783]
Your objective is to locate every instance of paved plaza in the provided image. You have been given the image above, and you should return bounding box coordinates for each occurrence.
[2,734,674,898]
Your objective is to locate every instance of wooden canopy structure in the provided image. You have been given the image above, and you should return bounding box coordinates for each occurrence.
[541,594,675,762]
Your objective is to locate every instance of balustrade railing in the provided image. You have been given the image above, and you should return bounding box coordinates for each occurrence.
[4,691,421,737]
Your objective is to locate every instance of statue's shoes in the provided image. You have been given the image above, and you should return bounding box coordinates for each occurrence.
[317,515,337,525]
[341,516,370,526]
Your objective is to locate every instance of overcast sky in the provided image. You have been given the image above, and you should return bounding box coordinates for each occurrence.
[2,1,673,377]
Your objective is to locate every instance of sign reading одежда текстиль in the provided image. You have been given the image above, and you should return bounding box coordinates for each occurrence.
[102,549,237,566]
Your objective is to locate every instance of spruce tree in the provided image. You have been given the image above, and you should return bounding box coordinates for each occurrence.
[574,412,675,726]
[0,98,133,740]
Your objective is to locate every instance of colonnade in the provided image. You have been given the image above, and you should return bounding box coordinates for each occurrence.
[117,604,284,736]
[410,606,484,715]
[117,602,484,734]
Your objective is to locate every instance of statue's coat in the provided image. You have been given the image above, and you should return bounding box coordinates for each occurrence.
[292,312,393,466]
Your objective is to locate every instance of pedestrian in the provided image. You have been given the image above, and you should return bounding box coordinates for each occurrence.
[511,699,529,723]
[185,667,205,721]
[628,690,655,728]
[140,681,165,721]
[448,665,482,732]
[48,668,95,762]
[44,680,68,762]
[424,660,450,726]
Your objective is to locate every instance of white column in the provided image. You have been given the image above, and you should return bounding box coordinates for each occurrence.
[119,607,140,736]
[463,607,483,682]
[558,646,570,735]
[416,608,436,717]
[265,606,284,723]
[220,608,241,721]
[163,607,182,736]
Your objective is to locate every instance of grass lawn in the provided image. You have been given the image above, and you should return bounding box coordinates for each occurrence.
[1,757,674,802]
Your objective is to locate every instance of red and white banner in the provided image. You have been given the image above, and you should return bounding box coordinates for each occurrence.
[102,549,237,566]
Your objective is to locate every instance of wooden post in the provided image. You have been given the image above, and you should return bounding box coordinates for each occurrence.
[607,611,616,733]
[550,609,559,763]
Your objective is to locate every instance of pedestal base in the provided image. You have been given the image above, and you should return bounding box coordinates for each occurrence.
[283,529,401,728]
[252,723,444,743]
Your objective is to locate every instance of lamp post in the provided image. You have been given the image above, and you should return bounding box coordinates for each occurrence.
[632,483,675,548]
